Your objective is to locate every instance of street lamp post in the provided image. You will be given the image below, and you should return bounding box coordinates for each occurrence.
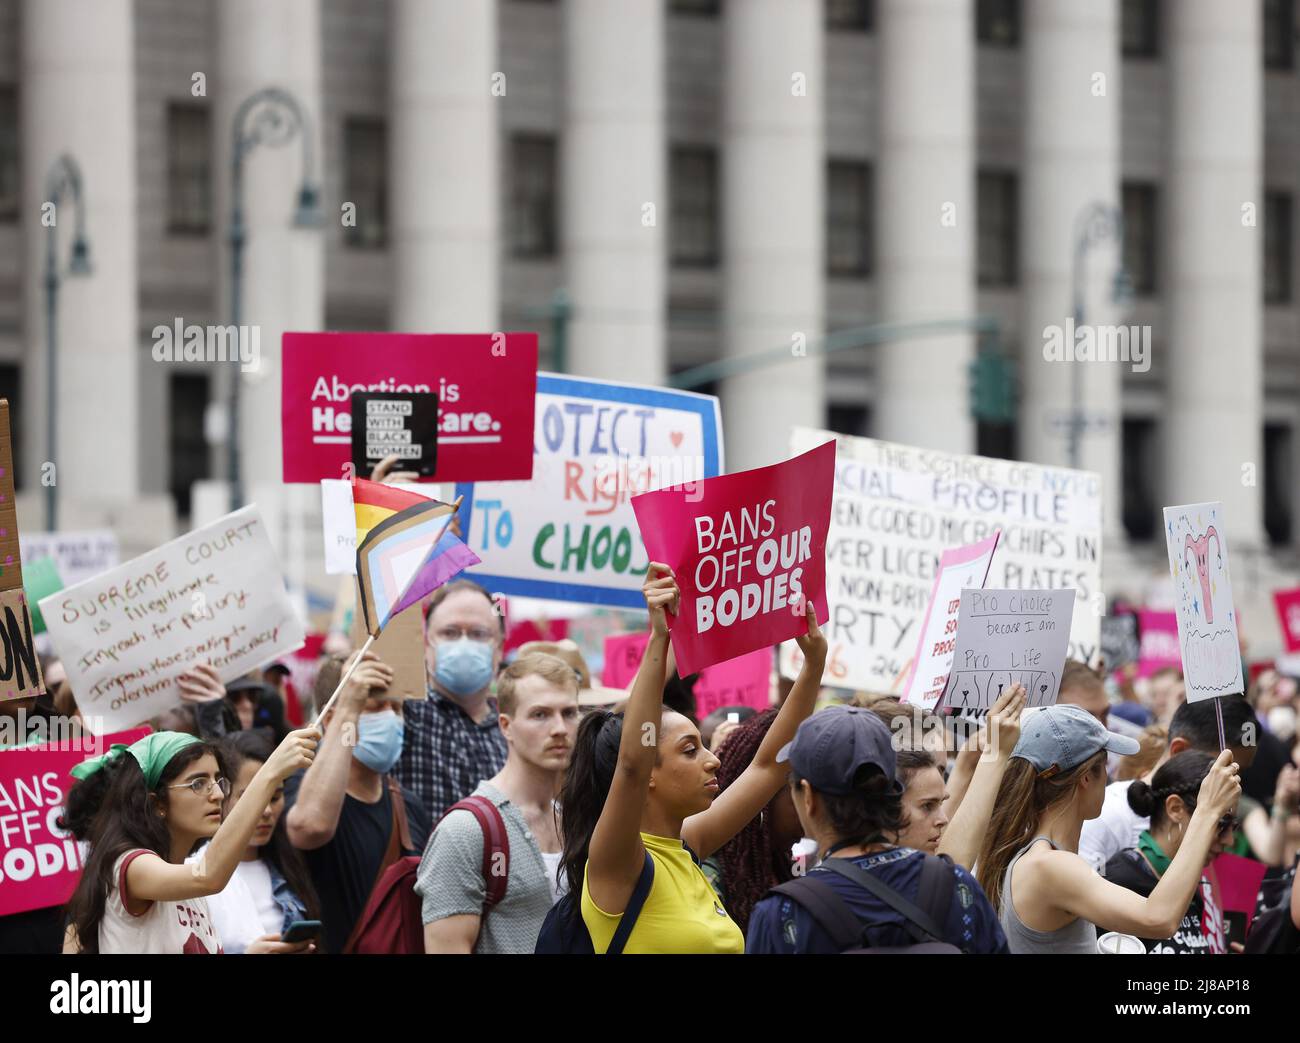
[1068,202,1130,471]
[227,87,322,511]
[43,155,92,533]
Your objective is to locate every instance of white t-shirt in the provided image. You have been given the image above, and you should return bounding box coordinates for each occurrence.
[1079,779,1148,875]
[99,850,223,954]
[186,853,282,953]
[540,850,564,905]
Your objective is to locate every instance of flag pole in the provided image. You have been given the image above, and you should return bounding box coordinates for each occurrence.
[311,494,466,729]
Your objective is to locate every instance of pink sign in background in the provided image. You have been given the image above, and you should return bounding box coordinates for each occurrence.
[281,332,538,484]
[603,632,773,717]
[1209,851,1269,938]
[1137,609,1182,677]
[0,728,149,917]
[631,441,835,676]
[1273,588,1300,653]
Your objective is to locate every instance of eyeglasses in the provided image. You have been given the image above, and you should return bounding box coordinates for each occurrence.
[432,625,497,644]
[1216,814,1238,838]
[168,776,231,798]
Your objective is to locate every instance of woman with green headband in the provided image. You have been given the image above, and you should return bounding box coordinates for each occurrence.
[1106,750,1239,954]
[64,724,319,954]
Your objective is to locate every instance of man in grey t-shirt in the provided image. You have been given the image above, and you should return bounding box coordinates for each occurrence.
[415,653,579,953]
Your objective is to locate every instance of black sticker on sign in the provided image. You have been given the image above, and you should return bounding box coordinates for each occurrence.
[350,391,439,478]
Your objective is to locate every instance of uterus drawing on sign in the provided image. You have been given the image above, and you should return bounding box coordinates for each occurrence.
[1170,509,1230,628]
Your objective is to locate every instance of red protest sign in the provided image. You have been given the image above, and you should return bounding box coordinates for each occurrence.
[281,332,538,483]
[1273,588,1300,653]
[603,633,772,717]
[0,728,149,916]
[631,441,834,676]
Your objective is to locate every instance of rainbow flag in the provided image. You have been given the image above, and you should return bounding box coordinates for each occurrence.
[351,478,432,546]
[354,489,480,636]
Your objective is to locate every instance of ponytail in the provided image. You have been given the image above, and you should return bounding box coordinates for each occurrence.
[976,750,1107,914]
[558,710,626,900]
[1128,750,1215,829]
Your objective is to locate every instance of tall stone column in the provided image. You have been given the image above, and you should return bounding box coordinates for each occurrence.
[875,0,973,454]
[20,0,139,519]
[391,0,499,332]
[1165,0,1262,542]
[562,0,665,384]
[720,0,824,470]
[1020,0,1123,538]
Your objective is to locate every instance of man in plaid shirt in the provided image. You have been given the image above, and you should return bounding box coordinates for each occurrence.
[396,579,508,819]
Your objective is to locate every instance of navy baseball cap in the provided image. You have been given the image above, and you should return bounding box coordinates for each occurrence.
[1012,704,1140,777]
[776,706,903,796]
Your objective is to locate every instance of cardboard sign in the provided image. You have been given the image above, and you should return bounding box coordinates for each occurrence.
[23,557,63,635]
[0,400,24,592]
[0,727,150,916]
[1099,612,1141,672]
[939,588,1076,716]
[1136,609,1181,677]
[1209,852,1268,938]
[783,428,1102,693]
[348,603,428,701]
[1164,502,1243,701]
[1273,588,1300,653]
[0,588,44,700]
[631,441,835,676]
[901,532,1000,709]
[41,507,307,733]
[281,332,538,483]
[19,531,119,589]
[601,632,772,716]
[350,391,439,477]
[457,374,724,608]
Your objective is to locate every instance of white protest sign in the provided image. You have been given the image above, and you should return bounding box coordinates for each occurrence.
[40,506,306,733]
[940,588,1076,716]
[781,428,1101,692]
[457,373,723,608]
[19,531,119,587]
[319,480,447,575]
[1163,501,1243,701]
[901,531,1000,710]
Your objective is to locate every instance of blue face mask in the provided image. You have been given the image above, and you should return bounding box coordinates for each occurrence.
[434,639,496,697]
[353,711,405,775]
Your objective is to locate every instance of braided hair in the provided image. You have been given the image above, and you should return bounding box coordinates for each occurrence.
[711,709,789,935]
[1127,750,1215,828]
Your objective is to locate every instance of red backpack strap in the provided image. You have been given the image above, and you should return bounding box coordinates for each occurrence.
[439,796,510,911]
[386,777,414,853]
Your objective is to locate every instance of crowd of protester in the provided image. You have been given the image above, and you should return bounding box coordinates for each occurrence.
[3,573,1299,956]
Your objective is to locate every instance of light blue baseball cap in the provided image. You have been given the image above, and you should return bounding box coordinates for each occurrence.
[1012,703,1140,777]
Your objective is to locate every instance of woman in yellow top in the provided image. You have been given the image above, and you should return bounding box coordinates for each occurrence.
[560,563,826,953]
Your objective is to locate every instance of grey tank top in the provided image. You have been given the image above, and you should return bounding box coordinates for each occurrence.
[999,836,1098,955]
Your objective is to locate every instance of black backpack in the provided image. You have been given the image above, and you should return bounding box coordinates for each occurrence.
[768,852,963,953]
[535,853,654,954]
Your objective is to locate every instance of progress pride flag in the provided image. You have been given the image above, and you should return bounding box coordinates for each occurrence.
[631,441,834,676]
[281,332,538,483]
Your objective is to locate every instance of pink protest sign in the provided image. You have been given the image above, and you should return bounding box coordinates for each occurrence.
[1209,852,1269,937]
[603,632,772,716]
[1137,609,1181,677]
[631,441,835,676]
[0,728,149,916]
[603,631,651,689]
[1273,588,1300,653]
[281,332,538,483]
[901,531,1000,708]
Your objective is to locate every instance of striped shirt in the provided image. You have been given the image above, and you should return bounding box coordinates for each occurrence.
[396,688,508,821]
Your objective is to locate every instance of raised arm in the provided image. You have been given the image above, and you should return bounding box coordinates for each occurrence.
[286,652,393,850]
[682,602,825,860]
[1051,749,1242,937]
[585,565,678,915]
[125,727,319,903]
[939,684,1024,869]
[1243,764,1299,867]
